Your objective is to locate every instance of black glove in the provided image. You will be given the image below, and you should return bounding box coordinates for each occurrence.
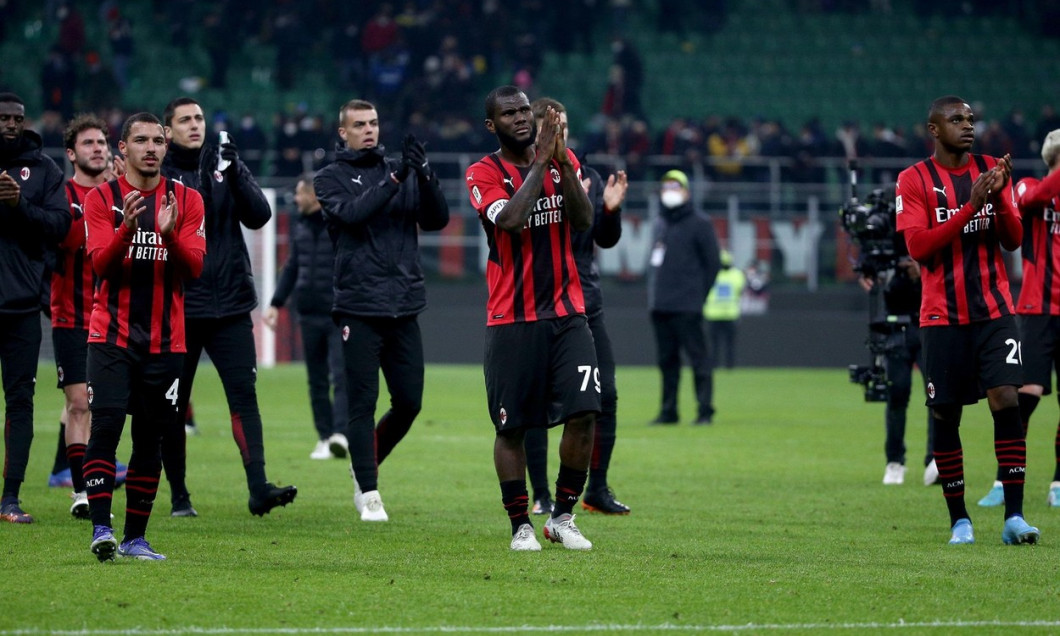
[402,133,430,178]
[219,140,239,172]
[391,159,410,183]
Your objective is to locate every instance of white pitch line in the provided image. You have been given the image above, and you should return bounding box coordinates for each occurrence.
[5,621,1060,635]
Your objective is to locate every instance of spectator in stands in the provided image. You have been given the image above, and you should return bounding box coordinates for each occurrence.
[55,1,85,62]
[41,46,76,121]
[236,114,268,176]
[1002,108,1032,160]
[107,11,133,91]
[80,51,121,112]
[1036,105,1060,148]
[707,118,752,181]
[362,3,399,64]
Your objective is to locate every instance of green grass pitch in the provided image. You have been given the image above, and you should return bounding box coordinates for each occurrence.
[2,363,1060,634]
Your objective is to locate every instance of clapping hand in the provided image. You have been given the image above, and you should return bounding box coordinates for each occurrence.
[0,170,20,207]
[158,191,178,237]
[121,189,147,229]
[402,133,430,178]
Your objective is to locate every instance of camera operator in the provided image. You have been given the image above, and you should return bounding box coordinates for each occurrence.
[858,244,936,487]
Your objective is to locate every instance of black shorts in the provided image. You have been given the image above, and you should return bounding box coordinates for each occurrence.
[921,315,1024,406]
[1017,314,1060,394]
[484,315,601,433]
[53,327,88,388]
[86,342,184,412]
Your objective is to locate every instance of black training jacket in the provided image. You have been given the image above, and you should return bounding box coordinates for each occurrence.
[314,146,449,319]
[572,164,623,317]
[0,130,70,314]
[161,142,271,319]
[270,209,335,316]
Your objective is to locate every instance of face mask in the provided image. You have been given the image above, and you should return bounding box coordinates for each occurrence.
[660,190,686,209]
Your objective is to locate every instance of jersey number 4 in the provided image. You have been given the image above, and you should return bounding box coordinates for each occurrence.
[165,378,181,405]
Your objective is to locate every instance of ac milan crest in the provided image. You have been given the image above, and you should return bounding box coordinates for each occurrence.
[342,325,350,342]
[499,407,507,425]
[20,167,30,181]
[213,170,224,183]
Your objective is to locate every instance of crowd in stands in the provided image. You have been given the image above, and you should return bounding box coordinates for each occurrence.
[8,1,1060,187]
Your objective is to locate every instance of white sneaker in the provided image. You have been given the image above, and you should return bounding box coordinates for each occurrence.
[1048,481,1060,507]
[543,513,592,550]
[510,523,541,551]
[883,462,906,485]
[923,459,939,486]
[310,440,332,460]
[350,466,363,513]
[327,433,349,458]
[70,491,89,519]
[359,490,388,522]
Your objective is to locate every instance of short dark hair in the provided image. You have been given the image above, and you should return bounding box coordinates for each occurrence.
[121,112,163,142]
[339,99,375,125]
[928,95,967,122]
[63,114,109,150]
[484,85,525,120]
[0,92,24,105]
[531,97,565,121]
[163,96,201,126]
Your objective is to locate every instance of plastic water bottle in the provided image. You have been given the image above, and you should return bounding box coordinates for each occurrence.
[217,130,231,172]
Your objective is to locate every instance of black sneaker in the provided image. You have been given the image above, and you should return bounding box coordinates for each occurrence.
[531,495,554,515]
[650,415,679,425]
[249,482,298,516]
[171,494,198,517]
[581,487,631,515]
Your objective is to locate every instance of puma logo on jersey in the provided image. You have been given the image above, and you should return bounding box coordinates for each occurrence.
[933,186,947,197]
[70,202,83,218]
[111,205,124,217]
[351,175,363,185]
[503,177,514,188]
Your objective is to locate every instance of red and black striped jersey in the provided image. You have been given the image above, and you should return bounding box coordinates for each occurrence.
[84,175,206,353]
[1015,171,1060,315]
[50,180,94,329]
[895,154,1018,326]
[466,150,585,326]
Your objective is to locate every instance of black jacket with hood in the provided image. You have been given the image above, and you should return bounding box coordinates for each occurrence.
[0,130,70,314]
[314,145,449,319]
[161,141,271,318]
